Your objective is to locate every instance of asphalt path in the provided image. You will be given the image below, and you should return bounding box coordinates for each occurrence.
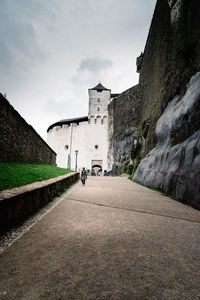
[0,177,200,300]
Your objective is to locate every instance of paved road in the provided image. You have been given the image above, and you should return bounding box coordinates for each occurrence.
[0,177,200,300]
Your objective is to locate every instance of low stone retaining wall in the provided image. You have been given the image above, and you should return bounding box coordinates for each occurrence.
[0,172,79,236]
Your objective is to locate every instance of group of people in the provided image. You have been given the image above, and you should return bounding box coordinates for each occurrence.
[91,168,103,176]
[80,167,104,186]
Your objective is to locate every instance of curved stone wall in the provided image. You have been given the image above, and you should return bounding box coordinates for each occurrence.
[47,119,108,171]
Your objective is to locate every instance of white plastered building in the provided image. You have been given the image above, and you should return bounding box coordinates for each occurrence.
[47,83,114,172]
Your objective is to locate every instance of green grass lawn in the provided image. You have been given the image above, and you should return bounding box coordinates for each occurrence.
[0,162,72,191]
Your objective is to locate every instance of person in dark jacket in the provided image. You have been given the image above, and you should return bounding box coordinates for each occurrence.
[81,167,87,185]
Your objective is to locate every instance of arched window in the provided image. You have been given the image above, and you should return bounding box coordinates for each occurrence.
[89,115,95,124]
[97,107,100,112]
[96,116,101,125]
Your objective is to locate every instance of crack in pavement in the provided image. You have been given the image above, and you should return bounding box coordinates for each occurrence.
[66,197,200,224]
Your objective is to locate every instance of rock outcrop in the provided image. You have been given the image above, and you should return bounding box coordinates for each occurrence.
[134,72,200,209]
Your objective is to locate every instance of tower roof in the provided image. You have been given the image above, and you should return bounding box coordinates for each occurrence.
[89,83,111,91]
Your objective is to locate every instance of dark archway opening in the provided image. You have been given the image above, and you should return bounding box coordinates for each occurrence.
[92,164,102,169]
[91,164,102,175]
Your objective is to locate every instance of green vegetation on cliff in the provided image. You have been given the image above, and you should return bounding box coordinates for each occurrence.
[0,163,71,191]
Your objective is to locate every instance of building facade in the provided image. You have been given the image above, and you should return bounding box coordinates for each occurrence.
[47,83,114,172]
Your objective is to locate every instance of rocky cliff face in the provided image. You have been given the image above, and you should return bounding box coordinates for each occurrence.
[108,0,200,208]
[134,72,200,209]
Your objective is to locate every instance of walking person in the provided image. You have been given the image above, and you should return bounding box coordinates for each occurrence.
[81,167,87,186]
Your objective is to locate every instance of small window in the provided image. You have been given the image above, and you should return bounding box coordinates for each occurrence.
[95,145,99,149]
[97,98,101,102]
[97,107,100,111]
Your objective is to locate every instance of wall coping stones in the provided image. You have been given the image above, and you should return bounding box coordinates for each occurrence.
[0,172,77,201]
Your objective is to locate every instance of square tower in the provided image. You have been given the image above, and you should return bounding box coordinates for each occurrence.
[88,83,111,121]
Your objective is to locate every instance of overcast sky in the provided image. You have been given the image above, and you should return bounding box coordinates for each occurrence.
[0,0,157,140]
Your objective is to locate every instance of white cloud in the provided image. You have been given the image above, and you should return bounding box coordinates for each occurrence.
[78,57,113,73]
[0,0,157,140]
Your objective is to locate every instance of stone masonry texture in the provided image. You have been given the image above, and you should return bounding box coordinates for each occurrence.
[0,94,56,165]
[108,0,200,208]
[138,0,200,155]
[108,85,141,170]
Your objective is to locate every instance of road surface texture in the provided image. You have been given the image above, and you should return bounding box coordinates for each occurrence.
[0,177,200,300]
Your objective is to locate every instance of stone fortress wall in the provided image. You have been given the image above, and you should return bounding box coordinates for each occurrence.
[0,94,56,165]
[108,0,200,209]
[108,85,141,171]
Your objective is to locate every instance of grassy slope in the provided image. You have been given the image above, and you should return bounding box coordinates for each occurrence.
[0,163,71,191]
